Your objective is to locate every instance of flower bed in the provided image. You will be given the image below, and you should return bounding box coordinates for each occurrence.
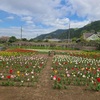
[68,52,100,59]
[51,54,100,91]
[6,48,38,53]
[0,48,38,56]
[0,51,47,87]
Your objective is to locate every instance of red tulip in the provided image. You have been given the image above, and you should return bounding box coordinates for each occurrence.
[40,63,43,67]
[57,77,61,82]
[26,66,29,68]
[72,68,74,70]
[7,75,11,79]
[97,78,100,82]
[9,69,13,74]
[98,68,100,71]
[86,68,89,71]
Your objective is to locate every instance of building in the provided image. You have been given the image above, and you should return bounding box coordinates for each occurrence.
[83,33,99,41]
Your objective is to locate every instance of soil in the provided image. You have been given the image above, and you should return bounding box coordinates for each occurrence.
[0,54,100,100]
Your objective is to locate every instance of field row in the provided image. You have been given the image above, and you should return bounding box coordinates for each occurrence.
[51,54,100,91]
[0,50,47,87]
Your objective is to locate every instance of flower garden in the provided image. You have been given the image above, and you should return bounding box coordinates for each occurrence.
[0,48,100,92]
[0,49,47,87]
[51,52,100,91]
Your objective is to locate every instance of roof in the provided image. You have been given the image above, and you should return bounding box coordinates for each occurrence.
[97,32,100,37]
[87,34,99,40]
[83,33,94,39]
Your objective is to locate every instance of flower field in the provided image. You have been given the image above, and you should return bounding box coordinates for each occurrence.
[0,49,47,87]
[0,48,100,92]
[0,49,100,100]
[51,52,100,91]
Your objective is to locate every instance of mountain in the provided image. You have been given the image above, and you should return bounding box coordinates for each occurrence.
[34,20,100,40]
[34,29,68,40]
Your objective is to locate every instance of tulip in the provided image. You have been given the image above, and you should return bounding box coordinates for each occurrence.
[67,74,70,77]
[11,75,15,78]
[97,78,100,82]
[1,75,4,79]
[31,71,34,74]
[9,69,13,74]
[82,75,86,78]
[17,71,20,74]
[27,78,30,81]
[53,76,57,80]
[32,76,34,78]
[7,75,11,79]
[57,77,61,82]
[21,80,24,83]
[54,70,58,74]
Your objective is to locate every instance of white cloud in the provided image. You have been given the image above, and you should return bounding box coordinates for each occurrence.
[0,0,100,38]
[21,16,32,21]
[0,26,54,39]
[43,18,70,29]
[0,27,21,38]
[0,20,90,39]
[0,0,100,22]
[0,0,62,17]
[70,20,90,28]
[68,0,100,20]
[21,16,34,24]
[6,16,14,20]
[0,0,67,27]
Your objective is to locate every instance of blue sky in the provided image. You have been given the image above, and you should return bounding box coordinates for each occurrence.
[0,0,100,39]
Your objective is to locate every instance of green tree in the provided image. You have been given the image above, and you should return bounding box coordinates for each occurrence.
[72,37,77,42]
[22,38,27,41]
[44,39,48,42]
[9,36,17,43]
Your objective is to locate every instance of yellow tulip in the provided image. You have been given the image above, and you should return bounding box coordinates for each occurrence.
[17,71,20,74]
[21,74,24,77]
[89,68,92,71]
[17,73,20,76]
[54,70,58,74]
[81,68,84,71]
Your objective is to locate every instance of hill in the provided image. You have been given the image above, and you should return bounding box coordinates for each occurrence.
[34,20,100,40]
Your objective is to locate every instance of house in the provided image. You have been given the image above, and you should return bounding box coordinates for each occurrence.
[83,33,99,41]
[97,32,100,37]
[87,34,99,40]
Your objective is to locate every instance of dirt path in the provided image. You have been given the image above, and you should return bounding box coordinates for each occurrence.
[0,55,100,100]
[37,56,52,88]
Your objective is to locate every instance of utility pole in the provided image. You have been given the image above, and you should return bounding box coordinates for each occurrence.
[68,21,70,43]
[21,26,22,40]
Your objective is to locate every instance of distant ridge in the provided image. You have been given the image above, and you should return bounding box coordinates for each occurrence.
[34,20,100,40]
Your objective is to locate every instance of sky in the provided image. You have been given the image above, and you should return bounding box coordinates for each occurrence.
[0,0,100,39]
